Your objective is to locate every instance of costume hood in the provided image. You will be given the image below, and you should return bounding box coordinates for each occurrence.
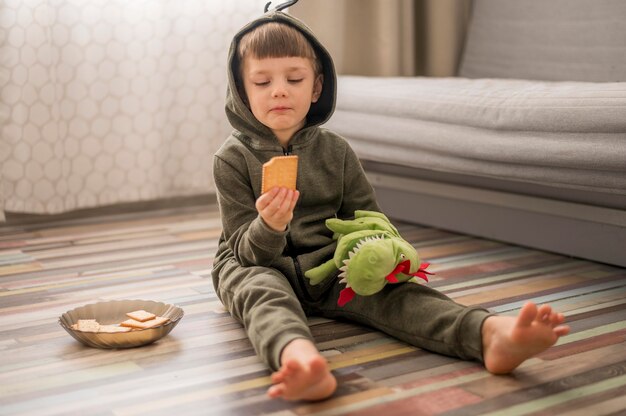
[225,10,337,145]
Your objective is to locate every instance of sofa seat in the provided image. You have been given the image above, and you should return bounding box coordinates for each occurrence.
[326,76,626,267]
[326,76,626,208]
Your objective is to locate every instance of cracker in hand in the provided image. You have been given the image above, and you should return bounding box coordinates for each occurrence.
[261,155,298,194]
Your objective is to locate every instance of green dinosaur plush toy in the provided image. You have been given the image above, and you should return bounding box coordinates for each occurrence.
[305,210,433,306]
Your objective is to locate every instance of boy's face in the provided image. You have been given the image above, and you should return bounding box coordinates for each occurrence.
[241,56,322,145]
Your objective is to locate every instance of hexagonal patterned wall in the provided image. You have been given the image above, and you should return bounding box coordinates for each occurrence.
[0,0,269,218]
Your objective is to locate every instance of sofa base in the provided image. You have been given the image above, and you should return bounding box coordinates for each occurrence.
[368,172,626,268]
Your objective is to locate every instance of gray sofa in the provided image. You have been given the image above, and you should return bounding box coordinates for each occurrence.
[325,0,626,267]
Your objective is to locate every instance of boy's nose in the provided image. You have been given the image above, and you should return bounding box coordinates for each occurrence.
[272,83,288,98]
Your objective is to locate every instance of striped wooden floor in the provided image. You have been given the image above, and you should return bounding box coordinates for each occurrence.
[1,202,625,416]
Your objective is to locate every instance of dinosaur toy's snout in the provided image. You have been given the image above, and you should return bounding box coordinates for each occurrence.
[345,242,394,296]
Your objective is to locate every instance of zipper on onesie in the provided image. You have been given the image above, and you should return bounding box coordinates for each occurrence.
[286,233,314,302]
[280,144,309,299]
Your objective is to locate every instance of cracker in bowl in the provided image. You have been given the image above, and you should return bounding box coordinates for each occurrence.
[98,325,132,333]
[126,309,156,322]
[120,316,169,330]
[75,319,100,333]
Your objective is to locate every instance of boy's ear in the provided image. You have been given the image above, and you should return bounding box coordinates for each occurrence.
[312,74,323,103]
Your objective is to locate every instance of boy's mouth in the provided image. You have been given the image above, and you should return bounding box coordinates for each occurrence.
[271,106,291,112]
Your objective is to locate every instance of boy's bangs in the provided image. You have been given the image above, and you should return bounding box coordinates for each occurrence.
[249,29,314,60]
[239,22,320,73]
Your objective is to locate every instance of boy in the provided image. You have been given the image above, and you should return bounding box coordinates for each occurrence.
[212,11,570,401]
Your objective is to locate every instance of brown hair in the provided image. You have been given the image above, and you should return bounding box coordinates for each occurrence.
[237,22,322,76]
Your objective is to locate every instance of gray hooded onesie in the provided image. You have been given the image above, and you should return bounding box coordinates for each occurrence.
[212,10,490,371]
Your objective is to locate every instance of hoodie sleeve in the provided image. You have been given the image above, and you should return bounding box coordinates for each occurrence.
[214,154,288,267]
[337,144,381,218]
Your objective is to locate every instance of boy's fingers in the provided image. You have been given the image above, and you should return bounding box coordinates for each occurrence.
[278,189,294,210]
[264,188,288,215]
[276,190,297,214]
[257,189,297,231]
[288,190,300,211]
[256,187,279,210]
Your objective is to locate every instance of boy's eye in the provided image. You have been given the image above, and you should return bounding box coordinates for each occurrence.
[288,79,303,83]
[254,81,270,86]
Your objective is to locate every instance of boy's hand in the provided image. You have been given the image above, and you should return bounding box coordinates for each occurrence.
[256,187,300,232]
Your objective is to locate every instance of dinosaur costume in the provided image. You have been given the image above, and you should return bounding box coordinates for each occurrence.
[212,8,492,372]
[306,210,433,306]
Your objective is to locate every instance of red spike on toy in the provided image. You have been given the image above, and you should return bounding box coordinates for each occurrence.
[384,260,411,284]
[410,261,434,282]
[338,287,356,307]
[386,274,399,283]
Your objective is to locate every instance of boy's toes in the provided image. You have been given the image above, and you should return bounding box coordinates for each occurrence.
[537,304,552,321]
[555,325,570,337]
[268,384,285,398]
[550,312,564,326]
[518,302,538,326]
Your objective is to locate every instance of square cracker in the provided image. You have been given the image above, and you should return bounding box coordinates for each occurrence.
[126,309,156,322]
[120,316,169,329]
[76,319,100,332]
[261,155,298,194]
[99,324,132,333]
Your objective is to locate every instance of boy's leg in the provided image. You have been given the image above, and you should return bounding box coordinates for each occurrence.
[314,281,491,362]
[215,258,314,370]
[313,282,569,373]
[214,258,337,400]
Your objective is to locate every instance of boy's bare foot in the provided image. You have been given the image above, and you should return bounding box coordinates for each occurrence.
[267,338,337,401]
[482,302,570,374]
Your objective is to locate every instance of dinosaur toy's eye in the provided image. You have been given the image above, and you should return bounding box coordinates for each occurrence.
[400,253,406,259]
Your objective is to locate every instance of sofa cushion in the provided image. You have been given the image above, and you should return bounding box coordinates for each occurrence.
[325,76,626,201]
[459,0,626,82]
